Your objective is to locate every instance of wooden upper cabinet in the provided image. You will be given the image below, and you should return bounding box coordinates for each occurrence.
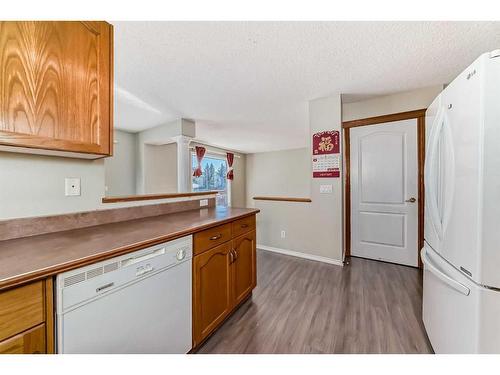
[0,21,113,158]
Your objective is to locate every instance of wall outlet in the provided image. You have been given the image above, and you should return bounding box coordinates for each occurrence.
[320,184,333,194]
[65,178,81,196]
[281,230,286,239]
[199,199,209,207]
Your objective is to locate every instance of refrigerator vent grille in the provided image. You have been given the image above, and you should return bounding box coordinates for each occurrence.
[63,272,86,287]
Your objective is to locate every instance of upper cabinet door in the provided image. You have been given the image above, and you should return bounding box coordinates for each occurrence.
[0,21,113,158]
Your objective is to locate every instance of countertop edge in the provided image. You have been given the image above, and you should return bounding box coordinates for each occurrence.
[0,209,259,291]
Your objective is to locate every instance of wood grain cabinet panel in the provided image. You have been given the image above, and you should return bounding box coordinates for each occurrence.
[0,324,46,354]
[0,21,113,158]
[193,242,233,346]
[0,281,44,342]
[232,230,256,306]
[192,215,258,348]
[231,215,255,238]
[193,223,232,256]
[0,278,54,354]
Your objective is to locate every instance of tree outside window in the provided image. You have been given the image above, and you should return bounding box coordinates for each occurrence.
[192,154,229,206]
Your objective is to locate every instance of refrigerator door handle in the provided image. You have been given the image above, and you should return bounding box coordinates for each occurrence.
[440,115,455,236]
[421,247,470,296]
[425,107,446,239]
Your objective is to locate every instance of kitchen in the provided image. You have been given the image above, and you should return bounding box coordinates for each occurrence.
[1,3,500,374]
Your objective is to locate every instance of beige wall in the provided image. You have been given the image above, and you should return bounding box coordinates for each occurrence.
[248,86,443,264]
[246,148,313,254]
[247,95,344,264]
[144,143,178,194]
[230,153,246,208]
[246,148,310,199]
[0,152,106,220]
[136,119,195,194]
[105,130,137,196]
[342,85,443,121]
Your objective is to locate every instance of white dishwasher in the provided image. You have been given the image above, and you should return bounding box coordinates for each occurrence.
[56,235,192,354]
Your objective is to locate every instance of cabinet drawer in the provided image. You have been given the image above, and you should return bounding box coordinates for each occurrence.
[232,215,256,238]
[0,281,44,342]
[194,223,232,256]
[0,324,46,354]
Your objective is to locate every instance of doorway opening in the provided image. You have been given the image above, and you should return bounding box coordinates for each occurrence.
[343,109,426,268]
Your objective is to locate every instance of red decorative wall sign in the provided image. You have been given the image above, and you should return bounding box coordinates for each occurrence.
[313,130,340,155]
[312,130,340,178]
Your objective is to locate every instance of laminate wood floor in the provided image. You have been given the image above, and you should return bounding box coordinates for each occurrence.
[197,250,433,354]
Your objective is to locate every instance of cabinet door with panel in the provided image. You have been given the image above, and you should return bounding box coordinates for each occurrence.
[0,324,46,354]
[232,230,256,306]
[193,242,233,346]
[0,21,113,158]
[0,278,54,354]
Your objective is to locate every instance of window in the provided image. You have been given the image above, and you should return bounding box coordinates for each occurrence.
[191,153,230,206]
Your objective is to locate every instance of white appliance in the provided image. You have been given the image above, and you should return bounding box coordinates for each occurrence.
[422,49,500,353]
[56,236,192,354]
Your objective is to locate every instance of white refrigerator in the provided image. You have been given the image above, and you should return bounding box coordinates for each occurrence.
[421,49,500,353]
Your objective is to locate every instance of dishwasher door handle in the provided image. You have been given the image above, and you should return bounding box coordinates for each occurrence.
[96,282,115,293]
[121,248,166,267]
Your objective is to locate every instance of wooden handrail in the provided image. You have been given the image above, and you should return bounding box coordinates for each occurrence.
[253,196,312,203]
[102,191,218,203]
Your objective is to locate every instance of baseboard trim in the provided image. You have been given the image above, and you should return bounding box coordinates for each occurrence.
[257,244,344,267]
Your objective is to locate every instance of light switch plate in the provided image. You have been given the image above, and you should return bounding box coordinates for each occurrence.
[65,178,81,196]
[199,199,209,207]
[320,184,333,194]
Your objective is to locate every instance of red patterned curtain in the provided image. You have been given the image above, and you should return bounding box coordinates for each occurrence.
[193,146,206,177]
[226,152,234,180]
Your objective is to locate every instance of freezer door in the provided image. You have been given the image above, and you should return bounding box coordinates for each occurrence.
[422,243,500,353]
[422,243,477,353]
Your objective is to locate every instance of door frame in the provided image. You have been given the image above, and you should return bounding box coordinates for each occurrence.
[342,109,426,268]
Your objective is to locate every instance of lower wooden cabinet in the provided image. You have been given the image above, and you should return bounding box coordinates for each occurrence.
[0,278,54,354]
[232,231,257,306]
[193,242,233,345]
[0,324,46,354]
[192,217,257,347]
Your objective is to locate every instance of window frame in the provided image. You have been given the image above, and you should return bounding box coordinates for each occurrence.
[190,151,231,207]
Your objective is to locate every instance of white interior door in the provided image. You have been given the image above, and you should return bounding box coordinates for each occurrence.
[350,119,418,267]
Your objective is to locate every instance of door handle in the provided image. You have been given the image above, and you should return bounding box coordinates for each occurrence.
[233,249,238,261]
[210,234,222,241]
[229,250,234,264]
[421,247,470,296]
[96,282,114,293]
[405,197,416,203]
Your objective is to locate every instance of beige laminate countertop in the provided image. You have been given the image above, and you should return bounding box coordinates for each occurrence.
[0,207,259,291]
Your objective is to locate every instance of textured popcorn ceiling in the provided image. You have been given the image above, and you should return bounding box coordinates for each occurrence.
[112,21,500,153]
